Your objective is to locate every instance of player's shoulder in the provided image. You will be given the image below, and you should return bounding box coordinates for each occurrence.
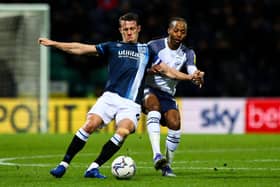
[116,41,148,47]
[147,38,165,46]
[147,38,165,52]
[180,44,195,55]
[180,43,191,51]
[100,41,147,48]
[97,41,114,47]
[136,42,148,47]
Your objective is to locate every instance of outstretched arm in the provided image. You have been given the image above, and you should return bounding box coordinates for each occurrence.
[149,62,205,87]
[149,62,193,80]
[38,38,98,56]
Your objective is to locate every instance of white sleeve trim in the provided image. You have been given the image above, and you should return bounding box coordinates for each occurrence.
[187,65,197,74]
[154,58,162,65]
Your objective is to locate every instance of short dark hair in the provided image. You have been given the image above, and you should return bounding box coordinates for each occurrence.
[119,12,140,26]
[168,17,187,29]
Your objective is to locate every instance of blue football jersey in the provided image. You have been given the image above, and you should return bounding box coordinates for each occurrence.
[95,41,153,104]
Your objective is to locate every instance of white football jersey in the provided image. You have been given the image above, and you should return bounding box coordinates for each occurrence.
[146,38,197,96]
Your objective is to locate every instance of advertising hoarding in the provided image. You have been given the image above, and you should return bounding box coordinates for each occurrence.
[180,98,245,134]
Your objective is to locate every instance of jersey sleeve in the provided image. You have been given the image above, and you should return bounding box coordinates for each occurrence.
[147,41,162,65]
[185,49,198,74]
[186,49,196,65]
[95,42,111,56]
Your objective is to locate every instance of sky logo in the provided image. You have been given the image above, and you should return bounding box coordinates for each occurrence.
[201,104,240,133]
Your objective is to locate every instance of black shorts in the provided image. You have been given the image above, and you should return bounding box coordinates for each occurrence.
[144,86,178,110]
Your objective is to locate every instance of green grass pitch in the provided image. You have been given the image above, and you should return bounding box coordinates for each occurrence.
[1,133,280,187]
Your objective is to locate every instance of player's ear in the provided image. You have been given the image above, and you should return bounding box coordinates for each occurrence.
[167,28,171,35]
[137,25,141,32]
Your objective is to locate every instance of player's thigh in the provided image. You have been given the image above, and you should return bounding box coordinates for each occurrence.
[82,113,103,133]
[116,99,141,132]
[164,109,181,130]
[143,93,160,111]
[88,92,117,125]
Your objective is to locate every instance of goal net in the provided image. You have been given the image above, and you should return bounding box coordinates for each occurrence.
[0,4,50,133]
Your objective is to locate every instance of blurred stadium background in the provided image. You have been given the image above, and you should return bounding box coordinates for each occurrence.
[42,0,278,97]
[0,0,279,134]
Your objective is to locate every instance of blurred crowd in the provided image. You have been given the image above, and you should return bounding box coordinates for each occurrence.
[3,0,280,97]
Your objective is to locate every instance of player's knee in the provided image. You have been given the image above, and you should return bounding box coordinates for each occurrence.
[83,114,102,134]
[167,119,181,130]
[145,105,160,113]
[144,94,160,112]
[116,127,131,138]
[150,105,160,111]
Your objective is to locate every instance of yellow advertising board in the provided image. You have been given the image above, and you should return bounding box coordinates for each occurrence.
[0,98,168,134]
[0,98,39,133]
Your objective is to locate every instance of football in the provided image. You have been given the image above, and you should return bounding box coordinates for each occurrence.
[111,155,136,179]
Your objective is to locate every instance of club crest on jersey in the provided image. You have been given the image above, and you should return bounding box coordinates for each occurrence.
[138,45,148,54]
[175,53,186,61]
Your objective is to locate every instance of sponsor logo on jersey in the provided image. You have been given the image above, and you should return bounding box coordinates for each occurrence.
[118,50,141,60]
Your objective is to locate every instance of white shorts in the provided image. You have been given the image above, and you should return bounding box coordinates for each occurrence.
[88,91,141,128]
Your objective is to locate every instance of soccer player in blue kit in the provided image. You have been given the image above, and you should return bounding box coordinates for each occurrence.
[39,13,199,179]
[143,17,205,177]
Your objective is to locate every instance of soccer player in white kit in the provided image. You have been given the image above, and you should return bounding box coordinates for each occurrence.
[38,13,198,179]
[143,17,205,177]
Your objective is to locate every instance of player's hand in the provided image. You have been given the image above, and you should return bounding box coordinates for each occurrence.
[148,64,163,74]
[191,70,205,88]
[38,38,55,46]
